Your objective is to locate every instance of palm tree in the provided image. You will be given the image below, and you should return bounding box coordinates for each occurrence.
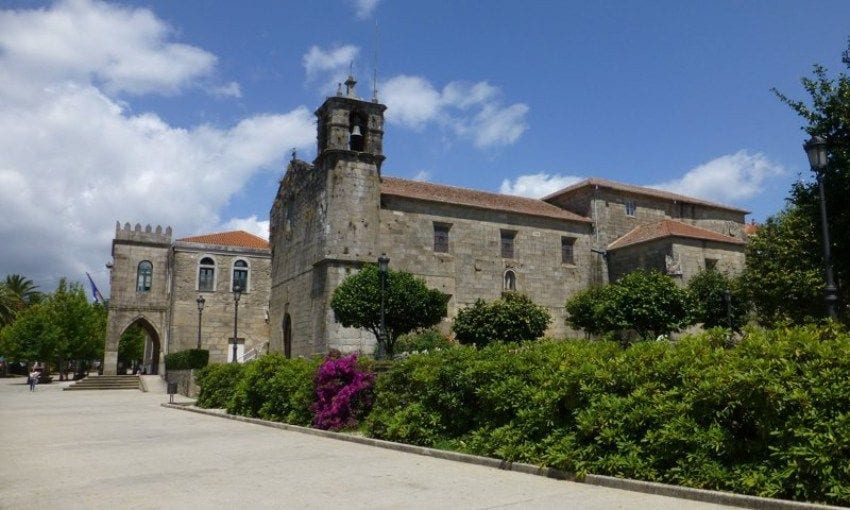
[0,283,16,327]
[4,274,41,308]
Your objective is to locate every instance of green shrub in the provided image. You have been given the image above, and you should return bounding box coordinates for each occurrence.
[165,349,209,371]
[394,329,453,354]
[195,363,244,409]
[687,269,748,330]
[227,354,320,426]
[365,325,850,505]
[453,293,551,346]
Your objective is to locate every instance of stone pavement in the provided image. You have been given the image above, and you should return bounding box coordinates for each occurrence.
[0,376,737,510]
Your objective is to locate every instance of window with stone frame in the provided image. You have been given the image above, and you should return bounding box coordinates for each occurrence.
[198,257,216,291]
[136,260,152,292]
[433,223,451,253]
[561,237,576,265]
[504,270,517,291]
[625,199,637,217]
[500,230,516,258]
[232,259,249,292]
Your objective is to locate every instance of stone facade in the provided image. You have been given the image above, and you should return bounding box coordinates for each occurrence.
[103,226,270,374]
[263,79,751,358]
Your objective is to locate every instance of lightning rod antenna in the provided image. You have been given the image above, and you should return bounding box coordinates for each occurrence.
[372,18,379,102]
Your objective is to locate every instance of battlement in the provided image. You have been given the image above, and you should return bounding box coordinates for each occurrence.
[114,221,172,245]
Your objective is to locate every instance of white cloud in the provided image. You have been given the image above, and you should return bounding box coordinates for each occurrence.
[382,76,530,149]
[220,216,270,240]
[352,0,381,19]
[650,151,785,204]
[302,44,360,94]
[0,0,218,96]
[499,173,584,198]
[412,170,431,182]
[0,0,314,294]
[212,81,242,98]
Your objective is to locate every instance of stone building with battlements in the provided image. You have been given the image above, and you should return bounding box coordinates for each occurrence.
[103,223,270,375]
[267,76,750,358]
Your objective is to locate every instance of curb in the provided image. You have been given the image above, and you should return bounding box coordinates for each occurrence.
[162,403,844,510]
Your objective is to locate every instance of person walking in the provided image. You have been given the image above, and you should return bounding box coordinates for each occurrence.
[28,369,39,391]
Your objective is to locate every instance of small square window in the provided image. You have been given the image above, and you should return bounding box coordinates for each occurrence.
[561,237,575,264]
[625,200,637,217]
[705,258,719,270]
[500,230,516,259]
[434,224,450,253]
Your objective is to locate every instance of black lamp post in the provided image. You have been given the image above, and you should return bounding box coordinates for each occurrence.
[723,288,733,330]
[196,295,205,349]
[232,285,242,363]
[377,254,390,359]
[803,135,838,319]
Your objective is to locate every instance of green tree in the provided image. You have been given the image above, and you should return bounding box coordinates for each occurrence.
[686,269,748,330]
[741,208,824,325]
[453,292,551,347]
[0,283,17,328]
[118,324,146,371]
[4,274,43,308]
[331,264,449,358]
[565,285,621,336]
[0,279,105,378]
[773,40,850,318]
[609,270,691,340]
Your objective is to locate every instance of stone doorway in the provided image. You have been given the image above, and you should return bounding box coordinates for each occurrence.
[118,318,161,375]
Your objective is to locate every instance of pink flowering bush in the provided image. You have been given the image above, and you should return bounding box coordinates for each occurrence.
[312,354,375,430]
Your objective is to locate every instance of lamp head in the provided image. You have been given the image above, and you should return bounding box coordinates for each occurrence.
[196,295,205,311]
[377,254,389,273]
[233,285,242,302]
[804,135,829,172]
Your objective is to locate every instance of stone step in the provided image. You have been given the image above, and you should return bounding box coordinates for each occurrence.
[64,376,141,391]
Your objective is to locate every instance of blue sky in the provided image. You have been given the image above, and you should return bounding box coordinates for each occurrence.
[1,0,849,294]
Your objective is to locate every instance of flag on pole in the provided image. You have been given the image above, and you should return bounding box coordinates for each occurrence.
[86,272,105,304]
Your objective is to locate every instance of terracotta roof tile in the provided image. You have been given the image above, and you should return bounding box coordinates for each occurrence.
[544,177,750,214]
[178,230,270,250]
[743,221,759,236]
[608,219,745,251]
[380,177,591,223]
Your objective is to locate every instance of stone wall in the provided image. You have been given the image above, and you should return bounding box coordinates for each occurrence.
[103,222,172,375]
[169,243,271,364]
[378,195,593,339]
[608,238,746,284]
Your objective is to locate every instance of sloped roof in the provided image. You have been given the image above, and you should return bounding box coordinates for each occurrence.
[608,219,746,251]
[543,177,750,214]
[743,221,759,236]
[178,230,270,250]
[380,177,591,223]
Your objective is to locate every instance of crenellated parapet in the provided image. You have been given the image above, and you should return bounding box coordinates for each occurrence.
[114,221,172,245]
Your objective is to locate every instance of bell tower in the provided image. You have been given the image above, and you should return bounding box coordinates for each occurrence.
[314,75,387,261]
[315,74,386,171]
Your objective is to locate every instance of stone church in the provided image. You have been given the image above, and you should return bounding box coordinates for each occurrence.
[102,223,271,375]
[267,76,748,358]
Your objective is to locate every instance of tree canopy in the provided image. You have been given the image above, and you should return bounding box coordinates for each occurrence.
[452,292,551,347]
[772,40,850,320]
[330,264,449,358]
[686,269,748,330]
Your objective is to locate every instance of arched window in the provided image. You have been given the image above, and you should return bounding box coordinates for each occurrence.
[504,270,516,292]
[136,261,152,292]
[232,259,249,292]
[198,257,216,292]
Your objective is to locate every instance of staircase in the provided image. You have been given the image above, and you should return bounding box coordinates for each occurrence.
[64,375,141,391]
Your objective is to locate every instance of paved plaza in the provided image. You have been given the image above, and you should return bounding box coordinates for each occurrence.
[0,377,738,509]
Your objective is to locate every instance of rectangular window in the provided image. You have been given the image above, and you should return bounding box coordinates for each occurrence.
[705,258,719,271]
[625,200,637,217]
[198,267,215,291]
[561,237,575,264]
[233,269,248,292]
[500,230,516,259]
[433,224,450,253]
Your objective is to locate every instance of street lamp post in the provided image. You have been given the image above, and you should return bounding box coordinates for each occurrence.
[232,285,242,363]
[377,254,390,359]
[196,295,205,349]
[803,135,838,319]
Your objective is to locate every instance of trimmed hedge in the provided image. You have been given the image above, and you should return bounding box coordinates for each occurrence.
[195,363,244,408]
[227,354,321,426]
[165,349,209,371]
[364,325,850,505]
